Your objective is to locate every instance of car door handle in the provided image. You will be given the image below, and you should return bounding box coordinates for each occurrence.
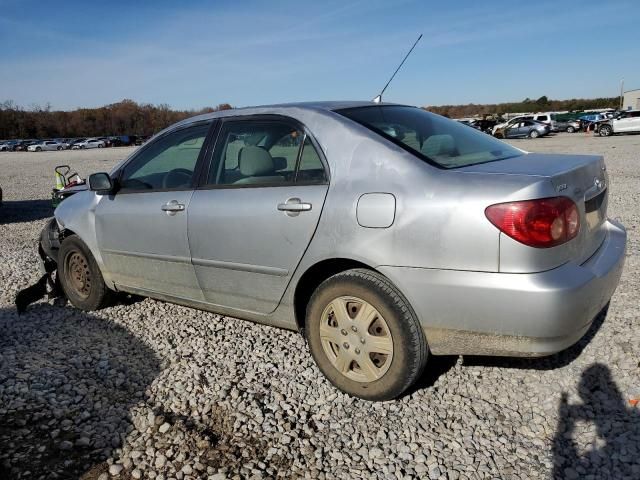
[161,200,185,214]
[278,198,312,216]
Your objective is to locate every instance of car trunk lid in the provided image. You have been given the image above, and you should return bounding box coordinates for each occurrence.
[459,153,609,265]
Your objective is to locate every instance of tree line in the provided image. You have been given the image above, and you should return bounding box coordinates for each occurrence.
[424,96,619,118]
[0,99,233,140]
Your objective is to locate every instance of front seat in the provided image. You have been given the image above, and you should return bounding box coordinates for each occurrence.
[233,146,285,185]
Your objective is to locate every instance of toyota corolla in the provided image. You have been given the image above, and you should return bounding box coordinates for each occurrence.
[38,102,626,400]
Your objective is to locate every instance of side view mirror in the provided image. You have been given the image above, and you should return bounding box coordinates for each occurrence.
[89,172,114,194]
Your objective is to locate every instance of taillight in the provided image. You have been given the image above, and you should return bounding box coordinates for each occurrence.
[485,197,580,248]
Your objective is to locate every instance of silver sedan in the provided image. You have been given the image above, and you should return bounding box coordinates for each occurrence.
[41,102,626,400]
[27,140,67,151]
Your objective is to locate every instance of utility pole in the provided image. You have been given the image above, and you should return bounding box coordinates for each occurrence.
[620,79,624,110]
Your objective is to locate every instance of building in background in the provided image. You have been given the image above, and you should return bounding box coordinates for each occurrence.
[622,88,640,110]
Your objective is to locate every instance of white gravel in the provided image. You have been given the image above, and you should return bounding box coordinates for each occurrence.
[0,134,638,479]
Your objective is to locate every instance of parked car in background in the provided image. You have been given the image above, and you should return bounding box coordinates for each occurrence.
[69,138,87,148]
[17,140,39,151]
[134,135,150,146]
[71,138,105,149]
[494,119,550,139]
[0,141,11,151]
[96,137,112,147]
[492,113,556,134]
[27,140,67,152]
[39,101,626,400]
[597,110,640,136]
[555,119,581,133]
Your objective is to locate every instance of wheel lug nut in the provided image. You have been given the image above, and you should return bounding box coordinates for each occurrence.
[360,337,366,344]
[351,326,358,333]
[340,329,348,336]
[343,342,350,349]
[355,348,361,355]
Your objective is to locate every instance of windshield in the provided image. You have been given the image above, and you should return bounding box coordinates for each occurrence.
[337,106,523,169]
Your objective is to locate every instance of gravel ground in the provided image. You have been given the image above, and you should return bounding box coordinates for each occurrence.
[0,134,638,480]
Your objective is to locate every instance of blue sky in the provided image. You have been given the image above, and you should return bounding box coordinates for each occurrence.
[1,0,639,110]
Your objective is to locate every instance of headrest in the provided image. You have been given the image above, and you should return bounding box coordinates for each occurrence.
[238,146,275,176]
[421,134,455,157]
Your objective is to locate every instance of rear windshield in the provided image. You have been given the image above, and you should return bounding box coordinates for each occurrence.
[337,105,523,169]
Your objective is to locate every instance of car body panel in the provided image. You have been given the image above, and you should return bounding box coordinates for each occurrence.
[188,184,329,314]
[94,190,203,300]
[51,101,627,357]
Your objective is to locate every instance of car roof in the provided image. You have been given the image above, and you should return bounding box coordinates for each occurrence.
[178,100,403,124]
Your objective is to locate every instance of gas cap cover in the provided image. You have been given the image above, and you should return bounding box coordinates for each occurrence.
[356,193,396,228]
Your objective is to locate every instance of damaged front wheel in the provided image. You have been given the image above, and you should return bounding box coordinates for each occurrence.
[58,235,113,310]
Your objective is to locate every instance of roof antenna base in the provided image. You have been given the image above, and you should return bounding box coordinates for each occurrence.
[372,95,382,104]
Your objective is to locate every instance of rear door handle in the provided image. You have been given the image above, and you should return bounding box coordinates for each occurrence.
[278,198,312,216]
[161,200,185,215]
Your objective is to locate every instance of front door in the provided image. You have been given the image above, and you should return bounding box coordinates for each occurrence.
[95,121,212,299]
[188,118,329,314]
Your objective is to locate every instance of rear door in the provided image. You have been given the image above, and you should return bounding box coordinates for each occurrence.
[628,111,640,131]
[613,112,634,132]
[187,117,329,314]
[95,121,213,299]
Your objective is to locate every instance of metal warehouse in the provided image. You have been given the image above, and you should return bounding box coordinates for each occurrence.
[622,88,640,110]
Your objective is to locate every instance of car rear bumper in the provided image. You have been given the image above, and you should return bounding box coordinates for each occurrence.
[379,219,626,356]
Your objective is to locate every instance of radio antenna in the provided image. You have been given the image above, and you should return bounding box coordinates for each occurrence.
[373,34,423,103]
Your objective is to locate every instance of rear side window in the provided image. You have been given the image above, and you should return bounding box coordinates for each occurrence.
[206,120,327,186]
[338,106,523,169]
[536,115,548,121]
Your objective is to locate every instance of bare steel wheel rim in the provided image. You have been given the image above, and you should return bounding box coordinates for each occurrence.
[319,296,394,383]
[65,250,92,299]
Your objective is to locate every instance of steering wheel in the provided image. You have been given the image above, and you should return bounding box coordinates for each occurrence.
[162,168,193,189]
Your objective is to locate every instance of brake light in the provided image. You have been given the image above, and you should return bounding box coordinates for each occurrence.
[485,197,580,248]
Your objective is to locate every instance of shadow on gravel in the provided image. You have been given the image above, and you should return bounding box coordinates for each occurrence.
[403,355,458,397]
[552,364,640,478]
[0,305,161,479]
[461,304,609,371]
[0,199,53,224]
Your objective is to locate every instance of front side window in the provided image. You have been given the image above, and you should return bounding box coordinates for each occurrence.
[338,106,523,169]
[120,122,210,191]
[207,120,326,186]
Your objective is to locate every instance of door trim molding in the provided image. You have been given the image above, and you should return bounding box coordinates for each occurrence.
[192,257,289,276]
[104,249,289,276]
[103,249,191,265]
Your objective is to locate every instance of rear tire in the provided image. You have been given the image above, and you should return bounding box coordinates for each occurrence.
[58,235,113,311]
[57,146,62,151]
[305,269,428,401]
[529,130,539,138]
[599,125,613,137]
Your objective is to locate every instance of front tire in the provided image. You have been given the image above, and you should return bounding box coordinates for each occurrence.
[566,126,575,133]
[599,125,613,137]
[58,235,113,311]
[305,269,428,401]
[57,146,63,151]
[36,147,42,151]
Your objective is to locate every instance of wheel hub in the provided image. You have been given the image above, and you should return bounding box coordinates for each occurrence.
[66,251,92,299]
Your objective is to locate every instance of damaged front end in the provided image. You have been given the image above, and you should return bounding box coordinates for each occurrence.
[16,166,87,313]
